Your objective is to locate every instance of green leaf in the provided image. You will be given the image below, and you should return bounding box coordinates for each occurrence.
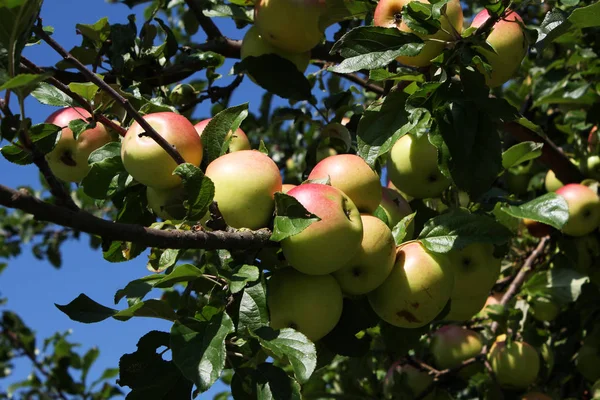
[201,103,248,164]
[68,118,93,140]
[402,1,441,35]
[270,192,320,242]
[1,143,31,165]
[238,279,269,332]
[329,26,424,73]
[419,209,513,253]
[31,82,73,106]
[0,73,48,91]
[68,81,99,102]
[173,163,215,221]
[170,313,235,392]
[153,263,204,289]
[251,327,317,383]
[55,293,117,323]
[369,67,425,83]
[81,142,126,200]
[231,364,302,400]
[522,268,589,306]
[392,212,416,245]
[234,55,312,101]
[229,264,260,294]
[500,193,569,229]
[113,299,177,322]
[76,17,110,46]
[502,142,544,170]
[114,275,162,306]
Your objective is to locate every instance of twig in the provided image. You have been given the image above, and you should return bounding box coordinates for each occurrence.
[20,57,126,137]
[0,183,275,250]
[0,324,69,400]
[33,23,186,164]
[184,0,222,40]
[178,73,244,113]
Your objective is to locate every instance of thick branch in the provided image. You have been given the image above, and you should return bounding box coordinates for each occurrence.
[0,184,275,250]
[184,0,222,40]
[33,23,186,164]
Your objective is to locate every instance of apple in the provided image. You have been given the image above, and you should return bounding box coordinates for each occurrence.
[470,9,528,88]
[556,184,600,237]
[576,337,600,382]
[308,154,382,213]
[316,146,337,162]
[254,0,325,53]
[147,185,187,220]
[544,169,564,192]
[241,26,311,79]
[194,118,251,153]
[447,243,501,298]
[121,112,203,189]
[488,335,540,389]
[45,107,115,182]
[430,325,483,369]
[267,268,343,341]
[281,183,363,275]
[523,218,553,238]
[205,150,282,229]
[521,393,552,400]
[373,0,464,67]
[387,134,451,199]
[443,292,488,321]
[505,169,531,196]
[380,187,414,236]
[368,241,454,328]
[332,215,396,295]
[389,364,434,398]
[588,125,599,153]
[592,379,600,398]
[169,83,196,106]
[528,296,560,322]
[281,184,296,193]
[586,155,600,181]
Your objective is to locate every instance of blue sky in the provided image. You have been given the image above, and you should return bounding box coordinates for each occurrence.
[0,0,331,397]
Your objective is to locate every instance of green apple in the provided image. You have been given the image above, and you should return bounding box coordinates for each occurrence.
[308,154,382,213]
[576,337,600,382]
[528,296,560,322]
[444,292,488,321]
[470,9,528,88]
[387,134,451,199]
[368,241,453,328]
[373,0,463,67]
[169,83,196,106]
[316,146,337,162]
[380,187,414,238]
[267,268,343,341]
[430,325,483,370]
[591,379,600,398]
[281,183,363,275]
[488,335,540,389]
[389,364,434,398]
[147,185,187,220]
[505,169,531,196]
[205,150,282,229]
[521,393,553,400]
[447,243,501,299]
[241,25,310,79]
[333,215,396,295]
[556,183,600,237]
[544,169,565,192]
[586,155,600,181]
[254,0,325,53]
[121,112,203,189]
[194,118,251,153]
[45,107,115,182]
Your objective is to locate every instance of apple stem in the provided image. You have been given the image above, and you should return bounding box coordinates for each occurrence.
[33,22,187,165]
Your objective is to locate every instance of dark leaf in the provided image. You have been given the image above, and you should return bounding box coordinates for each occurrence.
[270,192,320,242]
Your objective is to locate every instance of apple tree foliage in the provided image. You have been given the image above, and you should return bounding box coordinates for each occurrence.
[1,0,600,398]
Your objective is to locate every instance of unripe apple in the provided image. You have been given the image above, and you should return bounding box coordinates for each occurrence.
[267,268,343,341]
[205,150,282,229]
[316,146,337,162]
[528,296,560,322]
[333,215,396,295]
[544,169,564,192]
[586,155,600,181]
[389,364,434,398]
[556,184,600,237]
[254,0,325,53]
[194,118,251,153]
[521,393,552,400]
[447,243,501,298]
[387,134,451,199]
[281,184,296,193]
[308,154,382,213]
[241,26,310,79]
[430,325,483,370]
[488,335,540,389]
[470,9,528,88]
[380,187,414,236]
[373,0,463,67]
[147,185,186,220]
[169,84,196,106]
[591,379,600,398]
[45,107,115,182]
[121,112,203,189]
[281,183,363,275]
[576,338,600,382]
[368,242,453,328]
[444,292,488,321]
